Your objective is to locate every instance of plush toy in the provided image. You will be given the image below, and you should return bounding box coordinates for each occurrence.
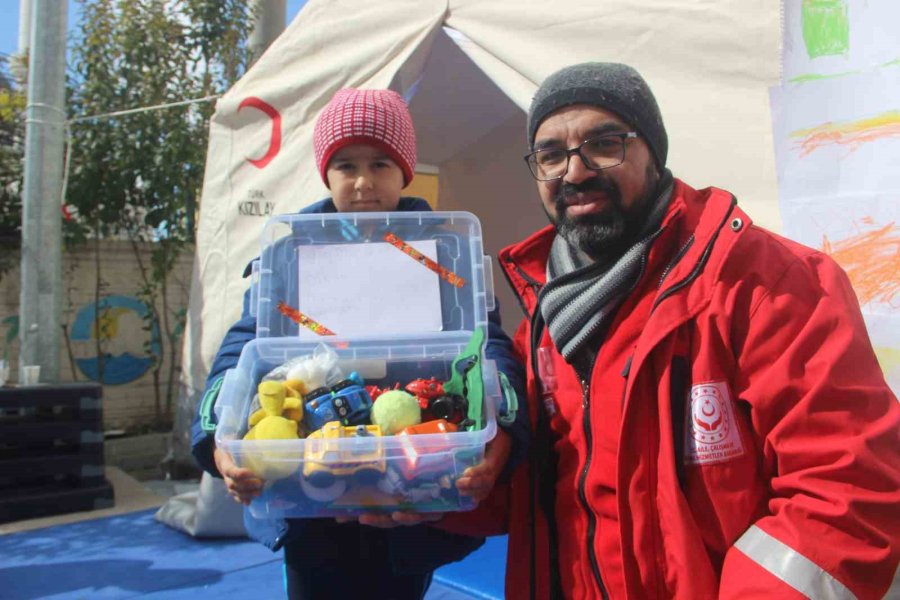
[370,390,421,435]
[248,381,304,427]
[243,381,302,480]
[245,381,300,440]
[283,378,307,398]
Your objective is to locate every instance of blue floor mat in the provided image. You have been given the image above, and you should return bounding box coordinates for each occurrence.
[0,509,507,599]
[433,536,506,599]
[0,509,277,599]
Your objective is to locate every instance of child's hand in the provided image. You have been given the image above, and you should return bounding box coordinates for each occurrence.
[214,446,263,505]
[455,428,511,502]
[337,512,444,528]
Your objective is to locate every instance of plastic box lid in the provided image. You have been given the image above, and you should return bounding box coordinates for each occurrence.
[249,211,494,340]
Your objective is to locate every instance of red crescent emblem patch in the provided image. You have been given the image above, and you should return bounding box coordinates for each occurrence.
[684,381,745,466]
[238,96,282,169]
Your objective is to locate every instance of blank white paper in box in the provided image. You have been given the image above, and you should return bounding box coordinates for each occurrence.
[296,240,443,338]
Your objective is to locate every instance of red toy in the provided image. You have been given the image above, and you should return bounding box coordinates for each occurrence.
[405,377,469,425]
[405,378,446,408]
[397,419,459,480]
[400,419,458,436]
[366,382,400,402]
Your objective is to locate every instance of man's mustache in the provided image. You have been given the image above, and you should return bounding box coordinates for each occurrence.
[554,177,620,209]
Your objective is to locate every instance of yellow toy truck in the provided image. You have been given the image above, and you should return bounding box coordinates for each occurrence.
[300,421,386,502]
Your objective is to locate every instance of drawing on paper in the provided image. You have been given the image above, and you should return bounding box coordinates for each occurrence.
[802,0,849,59]
[820,218,900,307]
[790,110,900,157]
[872,345,900,392]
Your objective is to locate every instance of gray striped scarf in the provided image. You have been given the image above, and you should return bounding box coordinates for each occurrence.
[539,177,673,362]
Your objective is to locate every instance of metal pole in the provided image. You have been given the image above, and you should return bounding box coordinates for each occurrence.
[9,0,33,83]
[19,0,67,383]
[18,0,33,55]
[247,0,286,65]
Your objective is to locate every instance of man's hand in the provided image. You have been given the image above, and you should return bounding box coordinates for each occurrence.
[214,446,263,505]
[456,428,511,502]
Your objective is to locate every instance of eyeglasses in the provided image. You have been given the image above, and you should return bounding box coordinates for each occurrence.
[524,132,638,181]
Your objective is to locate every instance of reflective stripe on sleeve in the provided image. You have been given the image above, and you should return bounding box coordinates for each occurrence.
[734,524,857,600]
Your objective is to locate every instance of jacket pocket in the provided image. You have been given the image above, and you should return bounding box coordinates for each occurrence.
[670,355,690,490]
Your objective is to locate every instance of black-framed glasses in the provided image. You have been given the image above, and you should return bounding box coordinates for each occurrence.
[524,132,638,181]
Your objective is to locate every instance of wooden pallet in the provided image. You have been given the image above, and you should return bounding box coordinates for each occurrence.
[0,383,114,524]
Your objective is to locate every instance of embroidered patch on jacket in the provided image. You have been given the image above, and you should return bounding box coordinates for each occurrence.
[684,381,745,465]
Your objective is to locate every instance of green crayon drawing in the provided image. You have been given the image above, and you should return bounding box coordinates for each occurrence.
[789,69,856,84]
[802,0,849,59]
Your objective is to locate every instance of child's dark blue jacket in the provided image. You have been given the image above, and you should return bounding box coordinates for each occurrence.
[191,197,527,574]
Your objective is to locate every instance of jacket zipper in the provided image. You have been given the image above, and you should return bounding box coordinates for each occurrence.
[508,236,659,600]
[572,246,652,600]
[528,299,544,600]
[658,236,694,289]
[503,257,547,600]
[577,371,609,600]
[651,196,737,312]
[502,257,542,317]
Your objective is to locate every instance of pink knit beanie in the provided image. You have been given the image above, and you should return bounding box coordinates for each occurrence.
[313,88,417,187]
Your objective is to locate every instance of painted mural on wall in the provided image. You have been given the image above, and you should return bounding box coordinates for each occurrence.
[70,295,161,385]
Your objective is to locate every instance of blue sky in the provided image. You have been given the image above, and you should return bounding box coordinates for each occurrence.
[1,0,308,67]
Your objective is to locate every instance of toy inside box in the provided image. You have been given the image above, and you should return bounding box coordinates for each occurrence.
[214,211,507,518]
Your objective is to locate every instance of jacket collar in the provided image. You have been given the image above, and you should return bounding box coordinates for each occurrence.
[499,178,747,315]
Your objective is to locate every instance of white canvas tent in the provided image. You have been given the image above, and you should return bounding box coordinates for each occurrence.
[182,0,782,399]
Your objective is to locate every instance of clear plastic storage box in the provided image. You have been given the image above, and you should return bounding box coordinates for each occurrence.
[214,211,503,518]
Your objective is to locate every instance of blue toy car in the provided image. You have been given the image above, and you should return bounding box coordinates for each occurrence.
[303,372,373,431]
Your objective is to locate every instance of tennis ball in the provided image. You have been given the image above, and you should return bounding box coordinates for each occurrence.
[371,390,421,435]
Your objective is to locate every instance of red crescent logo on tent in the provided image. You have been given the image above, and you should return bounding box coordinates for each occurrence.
[238,97,281,169]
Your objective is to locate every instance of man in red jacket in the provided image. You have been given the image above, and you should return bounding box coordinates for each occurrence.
[446,62,900,599]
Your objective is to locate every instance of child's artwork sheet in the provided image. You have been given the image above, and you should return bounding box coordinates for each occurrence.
[296,240,443,338]
[770,0,900,395]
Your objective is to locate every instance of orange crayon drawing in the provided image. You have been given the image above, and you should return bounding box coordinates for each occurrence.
[820,220,900,306]
[790,110,900,157]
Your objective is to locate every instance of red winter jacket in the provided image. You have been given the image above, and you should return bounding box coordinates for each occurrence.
[442,179,900,599]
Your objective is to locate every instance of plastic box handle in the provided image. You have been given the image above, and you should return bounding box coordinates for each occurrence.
[483,256,495,312]
[214,368,239,423]
[249,259,261,317]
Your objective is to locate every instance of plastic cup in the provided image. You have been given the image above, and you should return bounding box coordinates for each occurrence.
[21,365,41,386]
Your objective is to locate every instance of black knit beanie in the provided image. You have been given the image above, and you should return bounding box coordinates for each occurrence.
[527,63,668,170]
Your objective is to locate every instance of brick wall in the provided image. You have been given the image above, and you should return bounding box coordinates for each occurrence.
[0,241,193,431]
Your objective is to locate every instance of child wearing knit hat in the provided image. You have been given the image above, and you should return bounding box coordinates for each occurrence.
[192,88,526,600]
[313,88,418,212]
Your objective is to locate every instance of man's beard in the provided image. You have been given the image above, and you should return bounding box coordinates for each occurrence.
[546,165,660,259]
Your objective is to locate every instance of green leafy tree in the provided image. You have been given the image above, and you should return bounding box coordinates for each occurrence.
[66,0,254,427]
[0,56,25,283]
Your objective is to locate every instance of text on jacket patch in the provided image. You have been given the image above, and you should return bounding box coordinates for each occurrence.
[684,381,745,465]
